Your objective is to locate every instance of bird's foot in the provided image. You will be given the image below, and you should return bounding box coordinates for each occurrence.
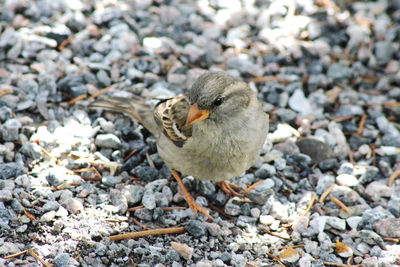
[217,181,243,197]
[171,170,213,221]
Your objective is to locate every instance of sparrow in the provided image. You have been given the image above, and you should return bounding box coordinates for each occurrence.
[89,71,269,220]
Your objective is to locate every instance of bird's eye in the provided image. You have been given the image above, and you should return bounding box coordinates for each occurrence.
[213,97,225,106]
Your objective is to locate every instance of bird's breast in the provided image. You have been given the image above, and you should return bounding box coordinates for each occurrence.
[157,119,266,181]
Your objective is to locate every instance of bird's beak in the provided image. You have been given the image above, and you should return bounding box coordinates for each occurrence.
[185,103,210,126]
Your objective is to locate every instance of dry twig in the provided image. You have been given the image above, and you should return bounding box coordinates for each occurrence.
[261,229,291,240]
[109,227,186,241]
[87,86,113,101]
[132,217,152,230]
[387,169,400,186]
[68,94,86,105]
[357,114,367,135]
[266,252,286,267]
[0,88,13,98]
[124,149,138,162]
[319,184,335,204]
[303,193,316,216]
[330,196,350,214]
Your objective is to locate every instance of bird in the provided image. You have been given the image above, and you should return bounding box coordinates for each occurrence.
[89,71,269,220]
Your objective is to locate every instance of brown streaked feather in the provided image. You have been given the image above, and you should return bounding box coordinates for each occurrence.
[154,94,192,146]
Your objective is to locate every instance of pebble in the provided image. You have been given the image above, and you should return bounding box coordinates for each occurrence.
[42,200,60,212]
[102,175,122,187]
[374,218,400,238]
[288,89,312,114]
[185,220,207,238]
[224,198,241,216]
[137,166,159,182]
[1,119,21,142]
[359,230,385,247]
[346,216,362,230]
[62,198,84,215]
[94,134,121,149]
[171,242,193,260]
[365,181,392,201]
[336,174,359,187]
[53,253,73,267]
[254,164,276,179]
[325,217,346,231]
[121,185,144,205]
[296,138,333,163]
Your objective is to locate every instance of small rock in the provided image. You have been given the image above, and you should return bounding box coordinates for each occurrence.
[102,175,122,187]
[254,164,276,179]
[362,256,378,267]
[250,207,260,218]
[318,158,338,171]
[337,162,354,175]
[375,41,394,65]
[316,174,334,195]
[171,242,193,260]
[365,181,392,201]
[304,240,320,257]
[2,118,21,141]
[374,218,400,238]
[20,142,43,160]
[95,243,107,256]
[327,64,353,82]
[336,241,353,258]
[121,185,144,205]
[347,216,362,229]
[53,253,71,267]
[288,89,312,114]
[137,166,159,182]
[280,247,300,263]
[359,230,385,247]
[297,138,333,163]
[203,222,221,236]
[62,198,84,215]
[224,198,241,216]
[298,253,313,267]
[185,220,207,238]
[95,134,121,149]
[0,190,12,202]
[41,210,56,222]
[0,242,20,256]
[336,174,359,187]
[286,153,312,169]
[42,201,60,212]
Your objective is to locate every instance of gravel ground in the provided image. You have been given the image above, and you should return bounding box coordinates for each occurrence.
[1,0,400,266]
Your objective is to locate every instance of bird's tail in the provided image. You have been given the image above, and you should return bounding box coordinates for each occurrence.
[88,96,158,135]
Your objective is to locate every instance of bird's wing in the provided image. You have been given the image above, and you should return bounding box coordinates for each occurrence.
[89,94,192,147]
[154,94,192,147]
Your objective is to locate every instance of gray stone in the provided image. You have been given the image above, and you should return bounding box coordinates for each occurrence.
[185,220,206,238]
[254,164,276,179]
[121,185,144,205]
[95,134,121,149]
[53,253,71,267]
[102,175,122,187]
[288,89,312,114]
[375,41,394,65]
[20,142,43,160]
[42,201,60,212]
[347,216,362,229]
[2,119,21,141]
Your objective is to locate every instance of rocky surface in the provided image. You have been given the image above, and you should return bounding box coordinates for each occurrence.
[1,0,400,266]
